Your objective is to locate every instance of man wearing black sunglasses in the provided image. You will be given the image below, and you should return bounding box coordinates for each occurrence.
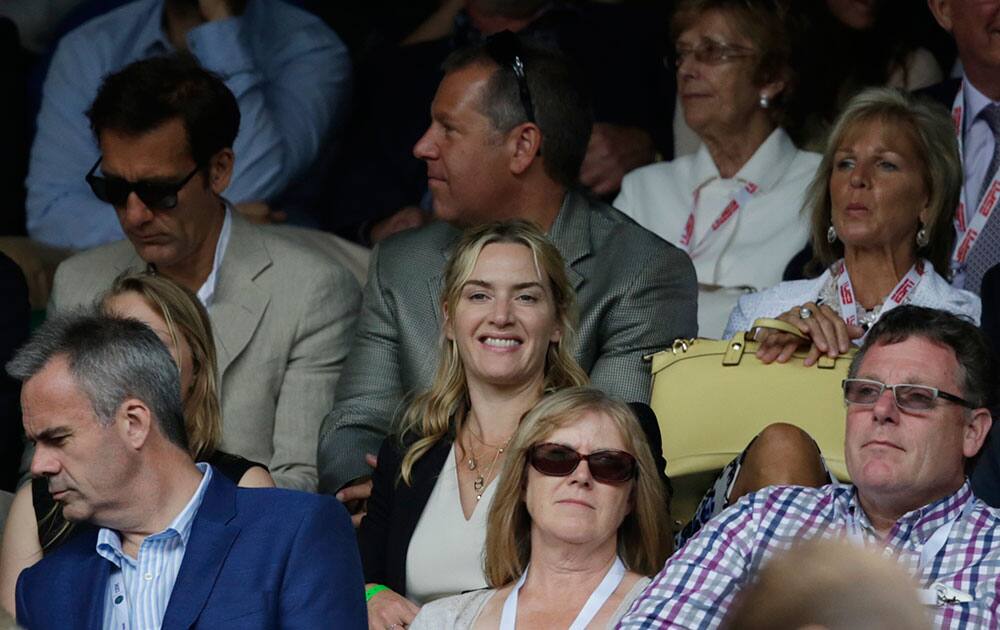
[318,34,696,501]
[24,0,351,251]
[47,54,362,493]
[622,306,1000,629]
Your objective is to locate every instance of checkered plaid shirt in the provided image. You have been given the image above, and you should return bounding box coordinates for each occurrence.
[618,481,1000,629]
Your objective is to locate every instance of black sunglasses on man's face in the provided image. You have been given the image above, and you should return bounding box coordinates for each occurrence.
[85,157,201,211]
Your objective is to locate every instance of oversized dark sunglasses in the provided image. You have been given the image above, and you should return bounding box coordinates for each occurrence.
[85,158,201,210]
[485,30,537,124]
[529,443,637,484]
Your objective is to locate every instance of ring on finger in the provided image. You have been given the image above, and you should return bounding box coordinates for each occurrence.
[799,306,813,320]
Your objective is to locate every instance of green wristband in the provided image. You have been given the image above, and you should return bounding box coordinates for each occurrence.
[366,584,389,602]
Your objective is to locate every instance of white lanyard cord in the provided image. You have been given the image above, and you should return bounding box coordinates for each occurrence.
[833,259,924,330]
[845,497,974,607]
[680,181,758,257]
[499,556,627,630]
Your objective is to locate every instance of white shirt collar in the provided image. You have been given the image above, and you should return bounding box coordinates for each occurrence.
[196,206,232,308]
[963,78,997,135]
[688,127,799,195]
[95,462,213,565]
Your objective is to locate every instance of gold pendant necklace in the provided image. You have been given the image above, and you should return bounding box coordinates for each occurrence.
[464,427,513,501]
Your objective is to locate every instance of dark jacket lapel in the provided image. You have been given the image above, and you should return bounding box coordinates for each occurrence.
[159,470,241,629]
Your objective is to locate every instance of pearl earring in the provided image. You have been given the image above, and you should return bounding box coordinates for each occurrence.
[759,94,770,109]
[916,226,929,248]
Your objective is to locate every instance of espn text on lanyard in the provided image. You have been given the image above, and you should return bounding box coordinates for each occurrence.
[833,259,924,328]
[951,82,1000,276]
[679,181,758,257]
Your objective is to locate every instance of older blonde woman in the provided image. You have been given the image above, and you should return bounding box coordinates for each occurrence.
[411,387,672,628]
[615,0,820,337]
[726,87,979,357]
[360,221,589,630]
[673,87,982,548]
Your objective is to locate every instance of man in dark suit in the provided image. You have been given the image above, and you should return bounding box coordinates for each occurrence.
[925,0,1000,295]
[926,0,1000,507]
[8,314,365,629]
[318,33,697,498]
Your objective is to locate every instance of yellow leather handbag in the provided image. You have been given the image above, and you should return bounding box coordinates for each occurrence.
[647,318,856,521]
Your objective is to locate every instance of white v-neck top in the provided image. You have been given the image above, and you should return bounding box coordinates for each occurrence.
[406,443,497,604]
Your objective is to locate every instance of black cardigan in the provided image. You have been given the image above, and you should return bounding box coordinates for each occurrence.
[358,433,453,595]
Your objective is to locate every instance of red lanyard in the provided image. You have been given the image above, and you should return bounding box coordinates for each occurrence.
[951,82,1000,271]
[833,259,924,327]
[679,181,758,257]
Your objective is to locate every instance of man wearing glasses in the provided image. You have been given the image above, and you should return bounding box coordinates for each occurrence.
[318,33,697,500]
[620,305,1000,629]
[47,54,361,492]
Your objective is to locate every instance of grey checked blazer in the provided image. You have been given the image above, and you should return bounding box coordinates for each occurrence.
[49,213,362,491]
[317,189,697,492]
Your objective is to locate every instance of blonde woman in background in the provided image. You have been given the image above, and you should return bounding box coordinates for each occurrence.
[0,272,272,616]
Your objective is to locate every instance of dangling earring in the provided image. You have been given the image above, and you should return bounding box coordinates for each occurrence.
[916,225,929,248]
[759,94,770,109]
[827,225,837,244]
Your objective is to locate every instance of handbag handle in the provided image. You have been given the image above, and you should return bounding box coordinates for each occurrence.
[748,317,846,369]
[749,317,809,341]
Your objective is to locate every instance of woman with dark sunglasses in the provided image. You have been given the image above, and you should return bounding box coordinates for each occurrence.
[359,221,589,630]
[411,387,672,628]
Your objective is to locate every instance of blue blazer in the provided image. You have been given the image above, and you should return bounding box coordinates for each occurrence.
[15,468,367,629]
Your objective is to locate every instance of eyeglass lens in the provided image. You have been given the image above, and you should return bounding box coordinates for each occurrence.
[673,40,754,67]
[529,443,636,483]
[842,379,971,412]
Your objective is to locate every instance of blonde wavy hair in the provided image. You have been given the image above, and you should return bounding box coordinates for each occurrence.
[483,387,672,585]
[397,221,588,484]
[806,87,961,276]
[101,272,222,460]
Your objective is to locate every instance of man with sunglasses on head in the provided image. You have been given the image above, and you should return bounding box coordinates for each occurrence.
[317,34,697,506]
[620,305,1000,630]
[46,54,361,493]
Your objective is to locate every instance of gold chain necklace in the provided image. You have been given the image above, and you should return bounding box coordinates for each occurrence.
[464,427,512,501]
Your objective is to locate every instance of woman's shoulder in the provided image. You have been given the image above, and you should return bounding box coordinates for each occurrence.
[204,450,268,484]
[913,265,982,325]
[724,275,830,337]
[619,156,698,200]
[411,589,495,629]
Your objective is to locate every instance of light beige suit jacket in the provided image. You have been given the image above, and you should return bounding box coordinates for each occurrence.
[49,214,362,490]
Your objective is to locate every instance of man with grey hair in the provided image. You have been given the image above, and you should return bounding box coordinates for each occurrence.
[9,313,365,629]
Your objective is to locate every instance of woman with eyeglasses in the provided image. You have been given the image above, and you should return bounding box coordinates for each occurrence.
[410,387,671,629]
[0,272,273,617]
[614,0,820,338]
[360,221,590,630]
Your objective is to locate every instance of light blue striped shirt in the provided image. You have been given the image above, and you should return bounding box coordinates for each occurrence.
[97,463,212,630]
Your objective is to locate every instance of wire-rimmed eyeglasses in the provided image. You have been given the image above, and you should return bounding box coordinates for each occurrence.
[842,378,976,413]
